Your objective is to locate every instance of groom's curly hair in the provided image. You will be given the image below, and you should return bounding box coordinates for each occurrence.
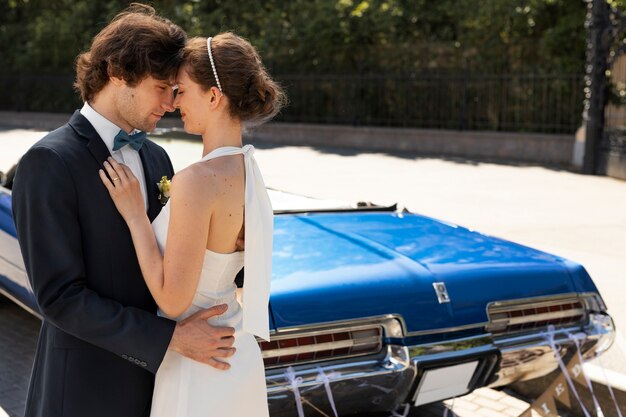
[74,3,186,102]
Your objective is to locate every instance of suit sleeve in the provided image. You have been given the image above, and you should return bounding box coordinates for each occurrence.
[12,145,175,374]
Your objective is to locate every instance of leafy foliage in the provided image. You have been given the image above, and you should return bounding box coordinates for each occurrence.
[0,0,589,74]
[0,1,598,132]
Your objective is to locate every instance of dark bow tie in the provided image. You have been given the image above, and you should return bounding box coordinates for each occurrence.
[113,130,147,151]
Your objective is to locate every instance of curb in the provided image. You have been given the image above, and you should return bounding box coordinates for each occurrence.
[583,363,626,393]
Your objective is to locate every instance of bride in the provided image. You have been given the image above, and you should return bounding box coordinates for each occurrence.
[99,32,286,416]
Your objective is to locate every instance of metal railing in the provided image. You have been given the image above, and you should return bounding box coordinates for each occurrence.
[275,72,585,134]
[1,72,585,134]
[0,74,80,113]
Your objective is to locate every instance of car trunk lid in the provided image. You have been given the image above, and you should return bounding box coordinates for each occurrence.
[269,212,576,334]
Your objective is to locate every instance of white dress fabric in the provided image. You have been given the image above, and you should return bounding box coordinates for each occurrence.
[149,145,271,417]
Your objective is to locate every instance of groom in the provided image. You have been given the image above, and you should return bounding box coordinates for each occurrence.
[12,4,236,417]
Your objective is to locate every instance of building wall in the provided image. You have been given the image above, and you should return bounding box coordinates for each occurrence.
[245,123,574,167]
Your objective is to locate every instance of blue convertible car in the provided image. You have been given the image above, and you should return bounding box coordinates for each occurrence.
[0,165,615,416]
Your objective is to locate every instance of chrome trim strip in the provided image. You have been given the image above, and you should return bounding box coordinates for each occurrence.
[267,323,383,340]
[489,309,585,326]
[580,292,608,312]
[265,345,412,394]
[263,348,384,369]
[488,295,581,311]
[262,336,381,358]
[407,334,495,359]
[405,321,489,337]
[405,316,611,364]
[265,315,405,338]
[491,323,587,346]
[268,314,489,339]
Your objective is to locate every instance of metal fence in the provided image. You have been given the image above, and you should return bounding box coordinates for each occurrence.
[1,72,585,134]
[1,74,81,114]
[275,73,585,134]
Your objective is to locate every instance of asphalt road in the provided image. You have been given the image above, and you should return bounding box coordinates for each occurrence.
[0,295,38,417]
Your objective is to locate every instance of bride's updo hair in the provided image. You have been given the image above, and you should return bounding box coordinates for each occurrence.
[182,33,286,127]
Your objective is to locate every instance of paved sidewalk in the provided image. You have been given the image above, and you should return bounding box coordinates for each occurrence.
[436,389,535,417]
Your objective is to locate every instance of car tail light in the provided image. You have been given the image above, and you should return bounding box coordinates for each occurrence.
[486,296,586,335]
[258,326,383,367]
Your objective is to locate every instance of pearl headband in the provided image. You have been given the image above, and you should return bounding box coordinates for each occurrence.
[207,37,223,93]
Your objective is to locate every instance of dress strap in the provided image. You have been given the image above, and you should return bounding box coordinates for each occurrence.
[199,145,254,162]
[200,144,272,341]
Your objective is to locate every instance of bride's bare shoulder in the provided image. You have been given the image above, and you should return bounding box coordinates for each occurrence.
[171,158,242,204]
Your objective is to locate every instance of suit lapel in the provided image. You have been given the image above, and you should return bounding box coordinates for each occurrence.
[68,111,112,169]
[69,110,166,222]
[139,144,162,222]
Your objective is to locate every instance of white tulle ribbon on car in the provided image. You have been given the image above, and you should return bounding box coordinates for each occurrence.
[589,319,624,417]
[315,368,340,417]
[198,145,273,341]
[544,325,592,417]
[285,366,306,417]
[594,354,624,417]
[282,366,342,417]
[567,331,606,417]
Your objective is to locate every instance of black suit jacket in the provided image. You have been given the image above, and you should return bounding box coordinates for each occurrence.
[12,111,177,417]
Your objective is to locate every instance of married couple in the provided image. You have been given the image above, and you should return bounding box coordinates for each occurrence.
[12,3,285,417]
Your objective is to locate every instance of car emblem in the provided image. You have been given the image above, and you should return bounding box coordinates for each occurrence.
[433,282,451,304]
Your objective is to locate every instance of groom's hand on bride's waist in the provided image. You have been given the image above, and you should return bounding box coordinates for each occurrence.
[168,304,236,370]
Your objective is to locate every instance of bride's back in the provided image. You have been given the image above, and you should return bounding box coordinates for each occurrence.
[197,153,245,254]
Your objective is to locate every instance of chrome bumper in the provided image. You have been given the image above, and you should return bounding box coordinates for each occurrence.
[490,312,615,386]
[266,345,416,416]
[265,313,614,416]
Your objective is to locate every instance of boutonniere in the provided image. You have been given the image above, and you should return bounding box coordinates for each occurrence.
[156,176,171,205]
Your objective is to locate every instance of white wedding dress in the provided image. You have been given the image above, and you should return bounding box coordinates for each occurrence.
[149,146,271,417]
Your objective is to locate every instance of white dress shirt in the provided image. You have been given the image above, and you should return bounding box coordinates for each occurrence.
[80,102,148,210]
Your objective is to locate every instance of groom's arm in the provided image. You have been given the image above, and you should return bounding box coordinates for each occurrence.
[12,145,175,374]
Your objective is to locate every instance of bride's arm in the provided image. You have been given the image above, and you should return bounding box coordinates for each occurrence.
[100,157,215,317]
